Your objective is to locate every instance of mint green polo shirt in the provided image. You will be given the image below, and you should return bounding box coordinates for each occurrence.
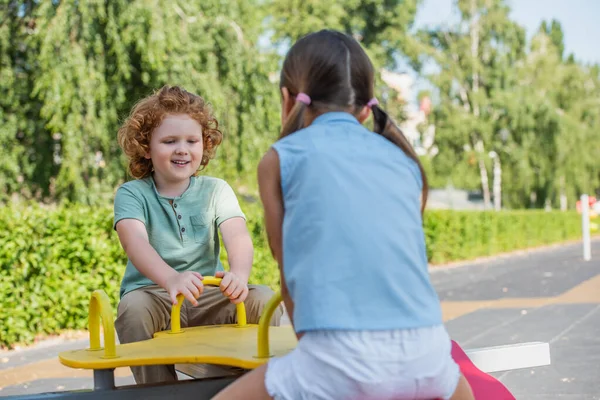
[113,175,246,298]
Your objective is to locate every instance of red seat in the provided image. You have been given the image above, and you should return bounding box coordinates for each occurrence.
[450,340,516,400]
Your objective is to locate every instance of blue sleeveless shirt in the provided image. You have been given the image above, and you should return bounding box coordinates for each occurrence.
[272,112,442,333]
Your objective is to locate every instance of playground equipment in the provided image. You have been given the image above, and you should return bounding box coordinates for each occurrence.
[5,277,551,399]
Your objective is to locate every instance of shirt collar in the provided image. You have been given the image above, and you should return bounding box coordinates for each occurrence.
[311,112,360,126]
[150,175,196,200]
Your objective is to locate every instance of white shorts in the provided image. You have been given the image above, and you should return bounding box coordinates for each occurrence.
[265,325,460,400]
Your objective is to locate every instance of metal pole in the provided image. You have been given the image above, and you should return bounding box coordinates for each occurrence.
[93,369,115,391]
[582,194,591,261]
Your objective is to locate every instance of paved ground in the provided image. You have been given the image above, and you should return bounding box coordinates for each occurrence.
[1,239,599,399]
[436,239,600,399]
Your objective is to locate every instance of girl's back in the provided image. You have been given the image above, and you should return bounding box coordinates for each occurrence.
[214,29,475,400]
[274,111,442,333]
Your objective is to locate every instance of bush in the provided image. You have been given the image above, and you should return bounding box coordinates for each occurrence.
[423,210,584,264]
[0,202,587,348]
[0,203,123,347]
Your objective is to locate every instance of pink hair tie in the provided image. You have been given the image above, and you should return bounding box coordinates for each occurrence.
[296,93,311,105]
[367,97,379,107]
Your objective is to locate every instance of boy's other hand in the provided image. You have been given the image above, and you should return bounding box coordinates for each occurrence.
[165,271,204,306]
[215,271,249,304]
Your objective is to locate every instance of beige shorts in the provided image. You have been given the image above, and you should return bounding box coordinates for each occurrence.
[115,284,282,384]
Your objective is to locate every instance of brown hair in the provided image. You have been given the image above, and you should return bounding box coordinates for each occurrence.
[117,85,223,179]
[279,30,428,212]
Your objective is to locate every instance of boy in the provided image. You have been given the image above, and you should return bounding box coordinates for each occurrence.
[114,85,281,384]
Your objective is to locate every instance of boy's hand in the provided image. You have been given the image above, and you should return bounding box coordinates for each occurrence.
[215,271,249,304]
[165,271,204,306]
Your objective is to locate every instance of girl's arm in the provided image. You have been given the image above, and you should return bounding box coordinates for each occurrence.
[217,217,253,304]
[116,219,204,305]
[257,148,298,336]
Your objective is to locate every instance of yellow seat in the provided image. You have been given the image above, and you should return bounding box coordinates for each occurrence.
[58,277,297,370]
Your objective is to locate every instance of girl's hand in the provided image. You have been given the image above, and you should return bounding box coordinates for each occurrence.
[165,271,204,306]
[215,271,249,304]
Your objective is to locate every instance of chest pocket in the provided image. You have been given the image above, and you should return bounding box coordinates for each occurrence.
[190,213,212,244]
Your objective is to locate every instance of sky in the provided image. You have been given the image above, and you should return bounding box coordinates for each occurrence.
[401,0,600,106]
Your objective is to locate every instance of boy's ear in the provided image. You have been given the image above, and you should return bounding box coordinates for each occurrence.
[357,105,372,124]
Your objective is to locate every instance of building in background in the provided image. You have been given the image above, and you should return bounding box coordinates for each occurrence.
[380,69,438,158]
[381,69,487,210]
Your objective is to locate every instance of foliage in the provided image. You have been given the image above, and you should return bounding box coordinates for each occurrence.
[1,0,599,349]
[268,0,421,124]
[0,203,123,347]
[406,0,600,209]
[0,0,281,203]
[2,0,598,209]
[424,209,584,263]
[0,202,588,348]
[269,0,420,68]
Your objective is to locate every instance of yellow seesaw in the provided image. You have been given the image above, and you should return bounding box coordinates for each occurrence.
[51,277,549,400]
[59,277,297,371]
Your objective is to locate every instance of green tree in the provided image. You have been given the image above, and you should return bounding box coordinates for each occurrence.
[1,0,281,204]
[268,0,422,124]
[2,0,598,209]
[539,19,565,59]
[269,0,420,68]
[410,0,600,209]
[502,30,600,209]
[408,0,526,209]
[0,1,50,202]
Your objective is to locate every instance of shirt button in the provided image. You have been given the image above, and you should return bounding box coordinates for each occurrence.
[177,215,182,220]
[181,227,185,233]
[174,203,177,208]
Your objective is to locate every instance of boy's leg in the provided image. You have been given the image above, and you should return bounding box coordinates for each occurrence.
[115,286,185,384]
[166,285,282,379]
[185,284,283,378]
[246,285,284,325]
[189,284,283,325]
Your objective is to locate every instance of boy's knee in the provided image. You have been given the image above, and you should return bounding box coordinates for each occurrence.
[246,285,282,325]
[115,289,163,341]
[246,285,275,305]
[118,290,153,318]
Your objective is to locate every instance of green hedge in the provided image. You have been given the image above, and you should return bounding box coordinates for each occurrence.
[0,202,587,348]
[423,210,584,263]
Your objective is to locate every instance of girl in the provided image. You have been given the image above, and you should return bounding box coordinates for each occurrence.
[215,31,474,400]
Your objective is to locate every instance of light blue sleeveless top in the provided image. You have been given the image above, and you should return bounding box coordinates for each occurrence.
[272,112,442,333]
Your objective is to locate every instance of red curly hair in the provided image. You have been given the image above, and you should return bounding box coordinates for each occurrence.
[117,85,223,179]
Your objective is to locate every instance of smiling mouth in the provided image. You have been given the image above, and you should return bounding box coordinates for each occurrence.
[171,160,190,165]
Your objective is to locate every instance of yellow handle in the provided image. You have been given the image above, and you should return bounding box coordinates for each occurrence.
[88,290,118,359]
[170,276,247,334]
[256,291,283,358]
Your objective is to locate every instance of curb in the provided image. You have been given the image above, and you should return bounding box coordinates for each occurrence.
[429,236,600,272]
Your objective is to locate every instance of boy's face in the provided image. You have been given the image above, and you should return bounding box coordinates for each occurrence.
[145,113,204,187]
